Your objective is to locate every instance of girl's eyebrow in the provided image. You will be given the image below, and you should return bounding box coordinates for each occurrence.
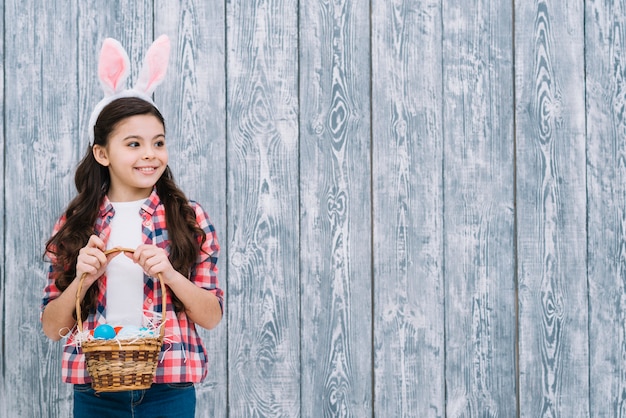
[121,134,165,141]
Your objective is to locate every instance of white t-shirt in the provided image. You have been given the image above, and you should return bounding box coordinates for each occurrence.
[105,199,145,327]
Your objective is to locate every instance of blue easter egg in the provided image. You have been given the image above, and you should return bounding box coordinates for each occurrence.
[139,327,155,337]
[93,324,116,340]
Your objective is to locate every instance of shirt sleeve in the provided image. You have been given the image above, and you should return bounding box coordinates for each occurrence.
[190,201,224,313]
[41,215,67,316]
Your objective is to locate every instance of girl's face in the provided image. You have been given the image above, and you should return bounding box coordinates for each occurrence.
[93,114,168,202]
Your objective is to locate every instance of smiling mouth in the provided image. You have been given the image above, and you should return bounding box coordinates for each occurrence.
[136,167,157,173]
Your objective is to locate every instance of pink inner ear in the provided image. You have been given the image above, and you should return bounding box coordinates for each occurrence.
[98,40,129,95]
[135,35,170,94]
[145,54,166,89]
[99,55,125,91]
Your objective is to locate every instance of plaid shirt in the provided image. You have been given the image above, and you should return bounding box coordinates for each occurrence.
[42,189,223,384]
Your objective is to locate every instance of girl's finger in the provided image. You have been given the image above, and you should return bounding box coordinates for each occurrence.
[86,248,107,267]
[86,235,106,251]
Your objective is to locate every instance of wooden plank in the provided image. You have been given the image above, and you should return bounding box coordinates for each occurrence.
[515,0,588,415]
[226,1,300,416]
[371,1,445,416]
[299,0,372,416]
[586,0,626,415]
[4,1,79,417]
[154,1,228,416]
[0,0,5,414]
[442,0,516,415]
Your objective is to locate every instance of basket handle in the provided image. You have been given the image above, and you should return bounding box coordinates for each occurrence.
[75,247,167,339]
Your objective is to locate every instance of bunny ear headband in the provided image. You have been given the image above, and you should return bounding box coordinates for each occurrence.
[87,35,171,145]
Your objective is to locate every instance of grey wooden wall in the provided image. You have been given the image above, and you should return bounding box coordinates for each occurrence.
[0,0,622,417]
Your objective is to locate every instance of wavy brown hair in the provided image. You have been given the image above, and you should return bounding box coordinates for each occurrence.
[45,97,205,319]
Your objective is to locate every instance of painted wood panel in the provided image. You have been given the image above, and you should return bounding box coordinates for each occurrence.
[586,0,626,416]
[299,0,373,416]
[154,2,228,416]
[3,1,626,417]
[4,1,80,416]
[226,1,301,416]
[442,0,517,416]
[515,0,589,416]
[371,1,445,416]
[0,0,5,413]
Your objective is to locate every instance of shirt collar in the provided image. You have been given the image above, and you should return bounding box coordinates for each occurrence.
[98,186,160,217]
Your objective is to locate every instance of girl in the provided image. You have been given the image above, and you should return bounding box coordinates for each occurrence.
[41,36,223,417]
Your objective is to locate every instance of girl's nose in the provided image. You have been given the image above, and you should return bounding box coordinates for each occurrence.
[143,147,155,159]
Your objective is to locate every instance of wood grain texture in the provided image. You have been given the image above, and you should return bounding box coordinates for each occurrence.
[371,1,445,416]
[5,1,626,417]
[4,1,80,417]
[442,0,516,416]
[586,0,626,416]
[154,2,228,416]
[0,0,5,414]
[226,0,300,416]
[515,0,588,416]
[299,0,372,416]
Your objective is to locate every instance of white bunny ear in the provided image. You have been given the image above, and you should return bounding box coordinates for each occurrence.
[135,35,171,95]
[98,38,130,96]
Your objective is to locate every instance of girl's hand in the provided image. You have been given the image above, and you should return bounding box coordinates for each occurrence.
[129,244,177,284]
[76,235,119,286]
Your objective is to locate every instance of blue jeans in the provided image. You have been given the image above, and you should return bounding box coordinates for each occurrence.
[73,382,196,418]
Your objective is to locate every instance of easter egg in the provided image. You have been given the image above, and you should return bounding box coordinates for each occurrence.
[116,325,141,339]
[139,327,155,337]
[93,324,116,340]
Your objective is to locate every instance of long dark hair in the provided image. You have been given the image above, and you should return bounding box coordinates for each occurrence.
[45,97,205,319]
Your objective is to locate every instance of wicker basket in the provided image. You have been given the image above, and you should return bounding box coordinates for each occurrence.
[75,247,166,392]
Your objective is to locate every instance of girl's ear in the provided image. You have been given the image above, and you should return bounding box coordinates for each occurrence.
[92,145,110,167]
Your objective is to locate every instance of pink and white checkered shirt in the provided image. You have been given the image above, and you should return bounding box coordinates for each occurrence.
[42,189,223,384]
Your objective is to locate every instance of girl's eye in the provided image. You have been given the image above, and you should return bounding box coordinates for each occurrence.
[155,140,166,147]
[128,141,140,148]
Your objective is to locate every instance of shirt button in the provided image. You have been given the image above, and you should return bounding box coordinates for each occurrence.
[143,220,152,227]
[147,298,153,304]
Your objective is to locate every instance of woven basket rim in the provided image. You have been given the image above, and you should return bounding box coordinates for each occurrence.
[82,337,163,352]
